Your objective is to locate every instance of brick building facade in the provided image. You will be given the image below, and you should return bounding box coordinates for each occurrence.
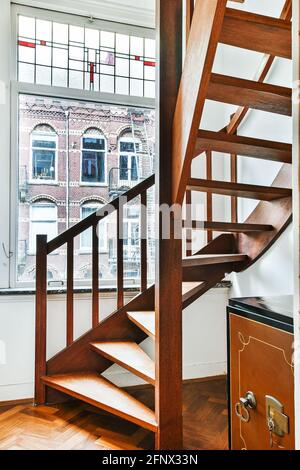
[17,94,155,285]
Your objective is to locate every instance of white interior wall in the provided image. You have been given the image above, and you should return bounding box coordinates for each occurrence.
[0,289,228,400]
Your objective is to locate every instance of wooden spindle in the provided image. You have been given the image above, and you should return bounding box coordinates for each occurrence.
[35,234,48,405]
[92,223,99,328]
[66,239,74,346]
[185,187,192,256]
[117,205,124,309]
[186,0,194,45]
[231,153,238,223]
[206,150,213,242]
[140,190,147,292]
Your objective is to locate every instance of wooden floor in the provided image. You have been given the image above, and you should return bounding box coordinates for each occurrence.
[0,377,228,450]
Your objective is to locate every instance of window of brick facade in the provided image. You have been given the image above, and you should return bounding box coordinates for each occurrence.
[119,137,140,184]
[29,201,58,254]
[31,125,57,181]
[81,129,106,184]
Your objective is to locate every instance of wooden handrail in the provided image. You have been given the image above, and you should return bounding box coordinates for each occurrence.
[47,175,155,254]
[35,174,155,405]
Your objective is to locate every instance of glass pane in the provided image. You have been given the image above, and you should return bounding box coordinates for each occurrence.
[53,47,68,68]
[36,45,52,67]
[100,74,114,93]
[85,28,99,49]
[116,58,129,77]
[69,25,84,44]
[144,81,155,98]
[116,77,129,95]
[36,19,52,42]
[131,156,138,180]
[19,16,35,39]
[69,70,83,89]
[82,151,105,183]
[130,36,143,56]
[116,34,129,54]
[18,45,35,64]
[130,79,143,97]
[83,137,105,150]
[101,31,115,49]
[130,60,143,79]
[53,68,67,87]
[32,150,55,180]
[145,38,155,59]
[120,141,135,153]
[120,155,128,180]
[36,65,51,85]
[18,63,34,83]
[53,22,68,44]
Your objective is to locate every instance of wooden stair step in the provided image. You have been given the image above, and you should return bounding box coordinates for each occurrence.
[42,372,157,432]
[127,311,155,340]
[220,8,291,59]
[90,341,155,385]
[183,221,274,233]
[187,178,292,201]
[207,73,291,116]
[182,254,248,268]
[195,130,292,163]
[128,283,206,337]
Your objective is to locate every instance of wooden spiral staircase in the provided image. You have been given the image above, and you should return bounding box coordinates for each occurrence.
[35,0,293,450]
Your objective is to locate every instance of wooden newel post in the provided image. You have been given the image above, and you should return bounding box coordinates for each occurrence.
[155,0,183,450]
[35,234,48,405]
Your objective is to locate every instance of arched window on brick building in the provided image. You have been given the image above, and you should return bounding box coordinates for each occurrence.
[29,200,58,254]
[118,133,141,186]
[31,124,57,182]
[81,128,107,185]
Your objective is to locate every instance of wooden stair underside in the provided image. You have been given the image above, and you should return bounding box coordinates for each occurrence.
[182,254,248,268]
[195,130,292,164]
[42,372,157,432]
[90,341,155,385]
[207,73,291,116]
[220,8,292,59]
[183,221,274,233]
[187,178,292,201]
[127,311,155,340]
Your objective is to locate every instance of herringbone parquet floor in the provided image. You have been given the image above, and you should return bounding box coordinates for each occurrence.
[0,377,228,450]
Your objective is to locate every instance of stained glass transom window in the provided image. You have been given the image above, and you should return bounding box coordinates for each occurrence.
[17,15,156,98]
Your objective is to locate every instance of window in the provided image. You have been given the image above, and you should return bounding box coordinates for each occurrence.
[17,14,156,98]
[31,125,57,181]
[81,129,106,185]
[119,137,140,184]
[80,202,107,252]
[11,4,156,289]
[29,201,58,253]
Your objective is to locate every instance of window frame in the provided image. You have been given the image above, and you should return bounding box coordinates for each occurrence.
[30,125,58,184]
[9,4,155,289]
[118,136,141,186]
[28,201,58,255]
[80,130,107,187]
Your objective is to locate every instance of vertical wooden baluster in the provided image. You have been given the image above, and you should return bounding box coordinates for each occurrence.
[206,150,213,242]
[141,191,147,292]
[185,188,192,256]
[231,153,238,223]
[156,0,183,450]
[186,0,194,44]
[66,239,74,346]
[117,205,124,309]
[35,234,48,405]
[92,223,99,328]
[185,1,194,257]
